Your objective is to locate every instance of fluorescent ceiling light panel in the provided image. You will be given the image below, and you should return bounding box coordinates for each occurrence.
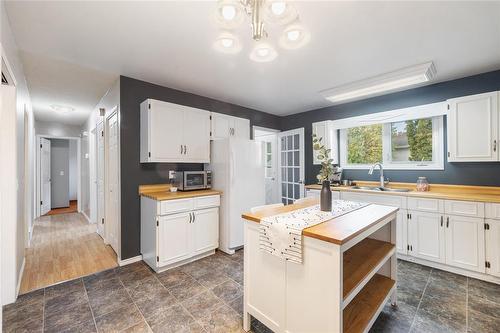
[320,62,436,103]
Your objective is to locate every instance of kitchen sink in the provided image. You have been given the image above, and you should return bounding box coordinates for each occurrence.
[350,186,411,192]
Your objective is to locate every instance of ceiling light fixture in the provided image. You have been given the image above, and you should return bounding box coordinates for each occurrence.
[320,62,437,103]
[50,104,75,113]
[249,43,278,62]
[215,0,244,28]
[213,32,242,54]
[213,0,309,62]
[279,24,310,50]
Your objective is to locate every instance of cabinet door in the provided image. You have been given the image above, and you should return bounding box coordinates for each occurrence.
[396,210,408,255]
[233,117,250,139]
[408,211,445,263]
[157,213,192,266]
[192,208,219,255]
[211,113,231,139]
[306,189,320,198]
[486,219,500,277]
[183,108,211,163]
[447,92,498,162]
[149,100,184,162]
[445,215,485,273]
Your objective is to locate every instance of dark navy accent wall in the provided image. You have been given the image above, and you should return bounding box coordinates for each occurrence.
[119,76,281,259]
[280,70,500,186]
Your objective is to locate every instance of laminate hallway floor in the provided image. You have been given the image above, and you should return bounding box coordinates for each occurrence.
[4,253,500,333]
[19,212,118,294]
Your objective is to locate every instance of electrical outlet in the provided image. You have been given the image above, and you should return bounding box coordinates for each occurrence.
[168,171,176,179]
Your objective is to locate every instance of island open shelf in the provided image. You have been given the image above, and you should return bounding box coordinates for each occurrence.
[343,274,396,333]
[242,200,399,333]
[343,238,396,307]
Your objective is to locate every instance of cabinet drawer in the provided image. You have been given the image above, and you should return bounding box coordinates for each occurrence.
[486,203,500,220]
[194,195,220,210]
[444,200,484,218]
[407,197,444,213]
[160,198,194,215]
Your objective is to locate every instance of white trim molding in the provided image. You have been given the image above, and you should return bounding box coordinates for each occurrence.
[118,255,143,267]
[16,258,26,298]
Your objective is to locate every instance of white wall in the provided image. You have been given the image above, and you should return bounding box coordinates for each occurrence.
[83,78,120,226]
[35,120,82,137]
[69,139,78,200]
[1,0,35,305]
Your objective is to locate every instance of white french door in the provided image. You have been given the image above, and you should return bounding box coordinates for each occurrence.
[106,110,119,255]
[40,138,51,215]
[278,128,305,205]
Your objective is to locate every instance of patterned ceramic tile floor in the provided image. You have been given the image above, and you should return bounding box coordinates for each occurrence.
[3,252,500,333]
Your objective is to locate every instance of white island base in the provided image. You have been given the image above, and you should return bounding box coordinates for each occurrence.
[242,203,398,333]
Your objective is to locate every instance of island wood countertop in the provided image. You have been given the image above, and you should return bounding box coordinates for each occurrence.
[138,184,221,201]
[306,181,500,203]
[241,197,398,245]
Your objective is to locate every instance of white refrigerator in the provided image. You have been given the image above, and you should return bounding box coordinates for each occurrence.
[206,137,265,254]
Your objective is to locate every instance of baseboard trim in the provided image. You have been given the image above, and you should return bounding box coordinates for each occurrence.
[16,258,26,297]
[118,255,143,266]
[81,211,92,224]
[398,254,500,285]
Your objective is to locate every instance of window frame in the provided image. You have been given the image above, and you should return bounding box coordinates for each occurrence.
[339,116,444,170]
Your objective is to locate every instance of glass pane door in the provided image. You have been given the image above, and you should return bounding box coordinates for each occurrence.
[278,128,304,205]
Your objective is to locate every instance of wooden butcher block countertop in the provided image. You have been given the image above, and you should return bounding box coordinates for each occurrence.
[242,197,398,245]
[138,184,221,201]
[306,181,500,203]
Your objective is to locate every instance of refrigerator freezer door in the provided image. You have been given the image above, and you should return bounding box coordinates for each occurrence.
[228,138,265,248]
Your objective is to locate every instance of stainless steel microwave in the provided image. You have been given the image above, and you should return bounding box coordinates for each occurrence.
[173,171,212,191]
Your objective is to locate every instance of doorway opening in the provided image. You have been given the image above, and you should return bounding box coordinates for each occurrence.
[253,126,281,204]
[37,136,80,216]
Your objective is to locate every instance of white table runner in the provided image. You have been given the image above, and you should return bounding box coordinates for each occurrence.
[259,200,369,263]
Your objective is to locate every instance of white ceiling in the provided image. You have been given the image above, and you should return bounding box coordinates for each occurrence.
[5,1,500,125]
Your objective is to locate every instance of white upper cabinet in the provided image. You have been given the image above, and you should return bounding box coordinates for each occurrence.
[140,99,211,163]
[211,112,250,140]
[312,121,338,165]
[447,91,499,162]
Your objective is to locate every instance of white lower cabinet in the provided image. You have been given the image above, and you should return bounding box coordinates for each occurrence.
[408,211,446,264]
[192,208,219,255]
[158,212,192,266]
[141,195,220,272]
[486,219,500,277]
[396,210,408,255]
[444,215,485,273]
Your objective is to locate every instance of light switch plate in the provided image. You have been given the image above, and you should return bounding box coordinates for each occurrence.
[60,171,64,176]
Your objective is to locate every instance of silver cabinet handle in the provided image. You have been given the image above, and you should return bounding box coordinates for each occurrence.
[180,145,183,154]
[494,140,497,152]
[446,216,449,228]
[440,216,443,227]
[192,213,196,223]
[184,145,187,154]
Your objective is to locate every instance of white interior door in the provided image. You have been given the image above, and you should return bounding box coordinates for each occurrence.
[278,128,305,205]
[97,122,105,238]
[256,134,280,204]
[40,137,51,215]
[106,112,119,254]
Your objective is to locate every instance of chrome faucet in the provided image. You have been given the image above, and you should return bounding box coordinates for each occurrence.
[368,162,385,188]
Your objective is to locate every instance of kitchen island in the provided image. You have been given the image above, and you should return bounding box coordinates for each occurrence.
[241,198,398,333]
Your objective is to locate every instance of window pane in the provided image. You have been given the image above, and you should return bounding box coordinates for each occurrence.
[287,168,293,182]
[287,136,293,150]
[391,118,433,162]
[281,137,286,150]
[347,124,383,164]
[281,152,286,166]
[293,134,299,149]
[294,184,300,199]
[266,141,271,153]
[294,151,299,166]
[281,168,287,181]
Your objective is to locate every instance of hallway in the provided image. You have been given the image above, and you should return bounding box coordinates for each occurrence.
[20,212,118,294]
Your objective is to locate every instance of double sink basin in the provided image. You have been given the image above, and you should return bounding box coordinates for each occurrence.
[350,186,411,193]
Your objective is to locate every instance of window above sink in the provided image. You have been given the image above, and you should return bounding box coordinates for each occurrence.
[334,102,446,170]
